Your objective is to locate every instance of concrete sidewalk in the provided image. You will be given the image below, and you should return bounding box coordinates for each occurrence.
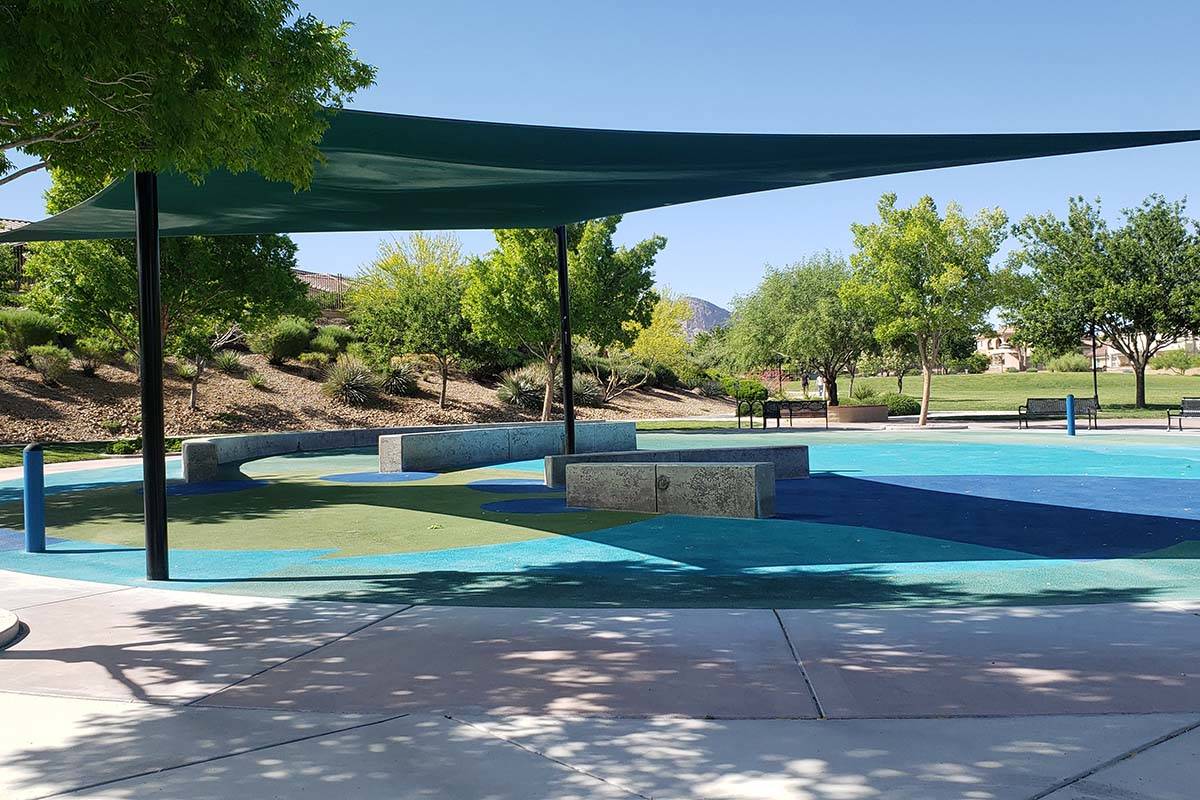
[1,570,1198,798]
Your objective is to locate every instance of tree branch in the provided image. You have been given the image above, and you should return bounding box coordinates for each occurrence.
[0,160,48,187]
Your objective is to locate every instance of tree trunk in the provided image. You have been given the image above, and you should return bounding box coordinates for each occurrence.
[438,360,449,409]
[1134,360,1147,408]
[541,356,557,421]
[189,374,199,411]
[824,372,839,405]
[919,364,933,426]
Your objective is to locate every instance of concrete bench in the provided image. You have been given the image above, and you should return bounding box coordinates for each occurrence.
[545,443,808,488]
[565,461,776,518]
[379,420,636,473]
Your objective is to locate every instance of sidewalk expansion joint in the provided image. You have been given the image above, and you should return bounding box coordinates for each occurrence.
[1024,715,1200,800]
[446,714,651,799]
[184,603,416,707]
[773,608,827,720]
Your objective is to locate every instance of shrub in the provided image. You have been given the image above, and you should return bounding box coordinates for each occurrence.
[322,355,381,405]
[28,344,72,383]
[100,419,125,435]
[381,358,420,396]
[1045,353,1091,373]
[249,316,312,364]
[674,362,707,390]
[298,351,329,376]
[212,350,244,374]
[497,365,544,410]
[879,392,921,416]
[108,438,140,455]
[945,352,990,374]
[174,361,198,380]
[0,307,58,356]
[698,379,726,398]
[571,371,604,407]
[310,325,355,356]
[1150,350,1199,375]
[720,375,768,403]
[74,338,118,376]
[245,370,269,390]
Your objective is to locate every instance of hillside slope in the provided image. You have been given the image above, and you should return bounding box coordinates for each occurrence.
[682,296,731,340]
[0,355,733,442]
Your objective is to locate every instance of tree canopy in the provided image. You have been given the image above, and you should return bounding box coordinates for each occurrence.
[845,193,1008,424]
[463,217,664,420]
[1007,195,1200,406]
[350,233,473,408]
[0,0,374,187]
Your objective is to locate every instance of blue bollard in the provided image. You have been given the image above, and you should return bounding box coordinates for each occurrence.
[23,443,45,553]
[1066,394,1076,437]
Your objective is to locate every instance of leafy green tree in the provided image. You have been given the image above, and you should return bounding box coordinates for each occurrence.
[727,253,871,404]
[350,233,473,408]
[464,217,664,420]
[845,194,1008,425]
[0,1,374,187]
[860,337,920,393]
[630,290,693,374]
[780,255,873,405]
[24,171,309,408]
[1007,195,1200,407]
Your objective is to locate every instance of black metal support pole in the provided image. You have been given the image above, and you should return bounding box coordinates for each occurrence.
[135,171,169,580]
[1091,321,1100,407]
[555,224,575,455]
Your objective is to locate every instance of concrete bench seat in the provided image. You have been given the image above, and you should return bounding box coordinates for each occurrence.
[379,420,636,473]
[565,461,776,518]
[545,443,808,488]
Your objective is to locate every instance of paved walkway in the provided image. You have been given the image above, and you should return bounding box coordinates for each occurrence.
[2,570,1198,798]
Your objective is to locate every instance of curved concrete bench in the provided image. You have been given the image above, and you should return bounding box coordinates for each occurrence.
[182,420,638,482]
[379,421,636,473]
[545,443,809,488]
[566,461,776,518]
[0,608,19,649]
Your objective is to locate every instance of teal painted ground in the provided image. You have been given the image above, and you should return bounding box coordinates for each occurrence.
[2,430,1199,608]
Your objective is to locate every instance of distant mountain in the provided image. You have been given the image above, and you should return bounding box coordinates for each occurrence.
[681,296,730,341]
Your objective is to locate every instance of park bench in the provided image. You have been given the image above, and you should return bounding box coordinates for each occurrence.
[1167,397,1200,430]
[737,399,828,429]
[1017,397,1099,429]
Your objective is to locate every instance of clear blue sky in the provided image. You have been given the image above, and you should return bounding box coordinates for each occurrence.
[3,1,1199,307]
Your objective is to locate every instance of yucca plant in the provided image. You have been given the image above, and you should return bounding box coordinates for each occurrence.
[497,365,544,410]
[322,355,381,405]
[381,358,419,396]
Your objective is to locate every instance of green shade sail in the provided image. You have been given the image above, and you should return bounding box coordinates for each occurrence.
[4,109,1200,242]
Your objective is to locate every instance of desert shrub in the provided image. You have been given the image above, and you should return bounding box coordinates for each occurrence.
[310,325,356,356]
[0,307,58,356]
[1045,353,1090,373]
[100,419,125,435]
[322,355,381,405]
[174,361,197,380]
[674,361,707,389]
[851,384,877,401]
[27,344,72,383]
[879,392,921,416]
[571,371,604,407]
[381,358,420,396]
[298,351,329,376]
[698,379,726,398]
[74,338,117,376]
[212,350,244,374]
[249,316,312,364]
[245,370,269,390]
[720,375,768,403]
[497,365,544,410]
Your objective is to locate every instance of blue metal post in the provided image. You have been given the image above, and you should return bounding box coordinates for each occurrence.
[23,444,45,553]
[1066,394,1076,436]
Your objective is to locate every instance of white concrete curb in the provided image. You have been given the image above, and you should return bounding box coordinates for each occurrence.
[0,608,20,649]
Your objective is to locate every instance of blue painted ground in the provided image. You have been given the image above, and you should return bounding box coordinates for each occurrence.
[2,431,1199,607]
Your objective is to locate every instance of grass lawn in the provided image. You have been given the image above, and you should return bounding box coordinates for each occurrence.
[0,439,184,468]
[786,371,1200,418]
